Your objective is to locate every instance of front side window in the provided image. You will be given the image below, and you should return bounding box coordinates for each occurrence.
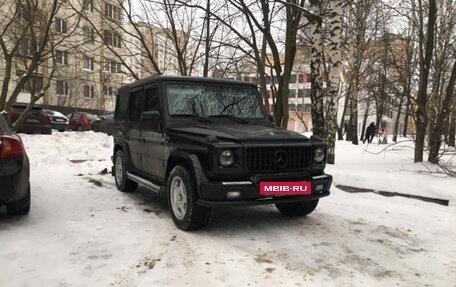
[166,84,265,119]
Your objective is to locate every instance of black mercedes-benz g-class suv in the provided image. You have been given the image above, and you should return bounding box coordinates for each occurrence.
[112,75,332,230]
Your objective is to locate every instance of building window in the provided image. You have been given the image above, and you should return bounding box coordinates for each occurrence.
[56,80,69,96]
[104,85,117,98]
[289,89,296,98]
[290,74,297,83]
[105,3,122,21]
[298,89,309,98]
[104,58,122,73]
[83,55,94,71]
[55,18,68,34]
[83,85,95,98]
[56,50,68,65]
[83,0,93,12]
[16,71,43,93]
[18,38,32,56]
[104,30,121,48]
[83,26,95,43]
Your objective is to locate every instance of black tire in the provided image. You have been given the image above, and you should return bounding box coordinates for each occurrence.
[275,200,319,217]
[168,165,212,231]
[6,185,31,216]
[114,150,138,192]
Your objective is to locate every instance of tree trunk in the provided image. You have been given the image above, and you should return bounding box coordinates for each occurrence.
[392,92,405,142]
[323,0,343,164]
[414,0,436,162]
[309,0,325,137]
[428,61,456,163]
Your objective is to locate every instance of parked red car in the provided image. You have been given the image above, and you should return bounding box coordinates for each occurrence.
[66,112,100,131]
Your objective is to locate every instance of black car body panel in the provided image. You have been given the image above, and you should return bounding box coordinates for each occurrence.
[112,76,332,229]
[0,115,31,215]
[7,104,52,134]
[91,112,114,135]
[44,110,69,132]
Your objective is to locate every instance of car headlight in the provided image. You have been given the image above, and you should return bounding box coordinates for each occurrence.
[219,150,235,167]
[314,147,325,163]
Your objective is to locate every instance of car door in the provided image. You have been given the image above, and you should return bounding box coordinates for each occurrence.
[67,113,79,130]
[126,88,144,171]
[140,84,165,181]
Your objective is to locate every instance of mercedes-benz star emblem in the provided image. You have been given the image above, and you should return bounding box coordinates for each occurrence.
[273,149,288,168]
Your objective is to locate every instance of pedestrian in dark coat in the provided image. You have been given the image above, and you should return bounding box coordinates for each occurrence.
[363,122,376,143]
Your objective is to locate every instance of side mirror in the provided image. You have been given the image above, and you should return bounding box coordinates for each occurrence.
[142,110,160,121]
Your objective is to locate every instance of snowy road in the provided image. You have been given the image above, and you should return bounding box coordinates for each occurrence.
[1,132,455,286]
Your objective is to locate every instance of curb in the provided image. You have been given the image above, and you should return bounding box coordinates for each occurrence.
[336,185,449,206]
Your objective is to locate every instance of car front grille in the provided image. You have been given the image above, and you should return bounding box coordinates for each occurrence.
[245,146,311,172]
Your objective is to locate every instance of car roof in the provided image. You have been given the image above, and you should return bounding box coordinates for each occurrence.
[119,75,256,93]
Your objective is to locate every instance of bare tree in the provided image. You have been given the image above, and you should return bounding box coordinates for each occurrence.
[340,0,376,144]
[427,0,456,163]
[0,0,62,113]
[414,0,437,162]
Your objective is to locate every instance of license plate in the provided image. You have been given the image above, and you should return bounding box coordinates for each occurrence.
[26,119,40,123]
[55,119,65,122]
[260,181,312,196]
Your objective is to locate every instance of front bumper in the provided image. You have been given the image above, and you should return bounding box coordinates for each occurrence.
[197,174,332,207]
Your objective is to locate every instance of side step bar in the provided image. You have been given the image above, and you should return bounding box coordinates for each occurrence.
[126,172,162,194]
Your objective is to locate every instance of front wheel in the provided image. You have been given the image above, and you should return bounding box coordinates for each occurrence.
[114,150,138,192]
[168,165,212,231]
[275,200,319,217]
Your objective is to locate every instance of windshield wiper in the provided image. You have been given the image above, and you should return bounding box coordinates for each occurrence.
[171,114,213,124]
[208,115,248,124]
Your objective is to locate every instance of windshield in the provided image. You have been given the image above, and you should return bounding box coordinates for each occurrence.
[86,114,100,120]
[166,84,265,119]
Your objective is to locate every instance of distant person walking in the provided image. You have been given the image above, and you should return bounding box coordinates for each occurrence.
[363,122,376,144]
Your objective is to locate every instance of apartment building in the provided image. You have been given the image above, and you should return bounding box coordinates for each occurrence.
[1,0,184,113]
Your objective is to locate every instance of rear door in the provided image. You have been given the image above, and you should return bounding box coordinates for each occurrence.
[140,84,165,181]
[126,88,144,170]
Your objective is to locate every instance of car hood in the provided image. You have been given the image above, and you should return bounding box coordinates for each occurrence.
[167,124,308,142]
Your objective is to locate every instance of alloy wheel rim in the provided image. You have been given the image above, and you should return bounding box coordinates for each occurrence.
[170,176,187,220]
[115,156,123,184]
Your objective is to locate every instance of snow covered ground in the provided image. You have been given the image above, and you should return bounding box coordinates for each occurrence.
[1,131,455,287]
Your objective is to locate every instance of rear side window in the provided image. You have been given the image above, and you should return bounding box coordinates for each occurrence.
[129,90,145,122]
[114,89,130,121]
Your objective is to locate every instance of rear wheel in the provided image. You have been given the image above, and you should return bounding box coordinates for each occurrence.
[168,165,212,231]
[6,185,31,216]
[275,200,319,217]
[114,150,138,192]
